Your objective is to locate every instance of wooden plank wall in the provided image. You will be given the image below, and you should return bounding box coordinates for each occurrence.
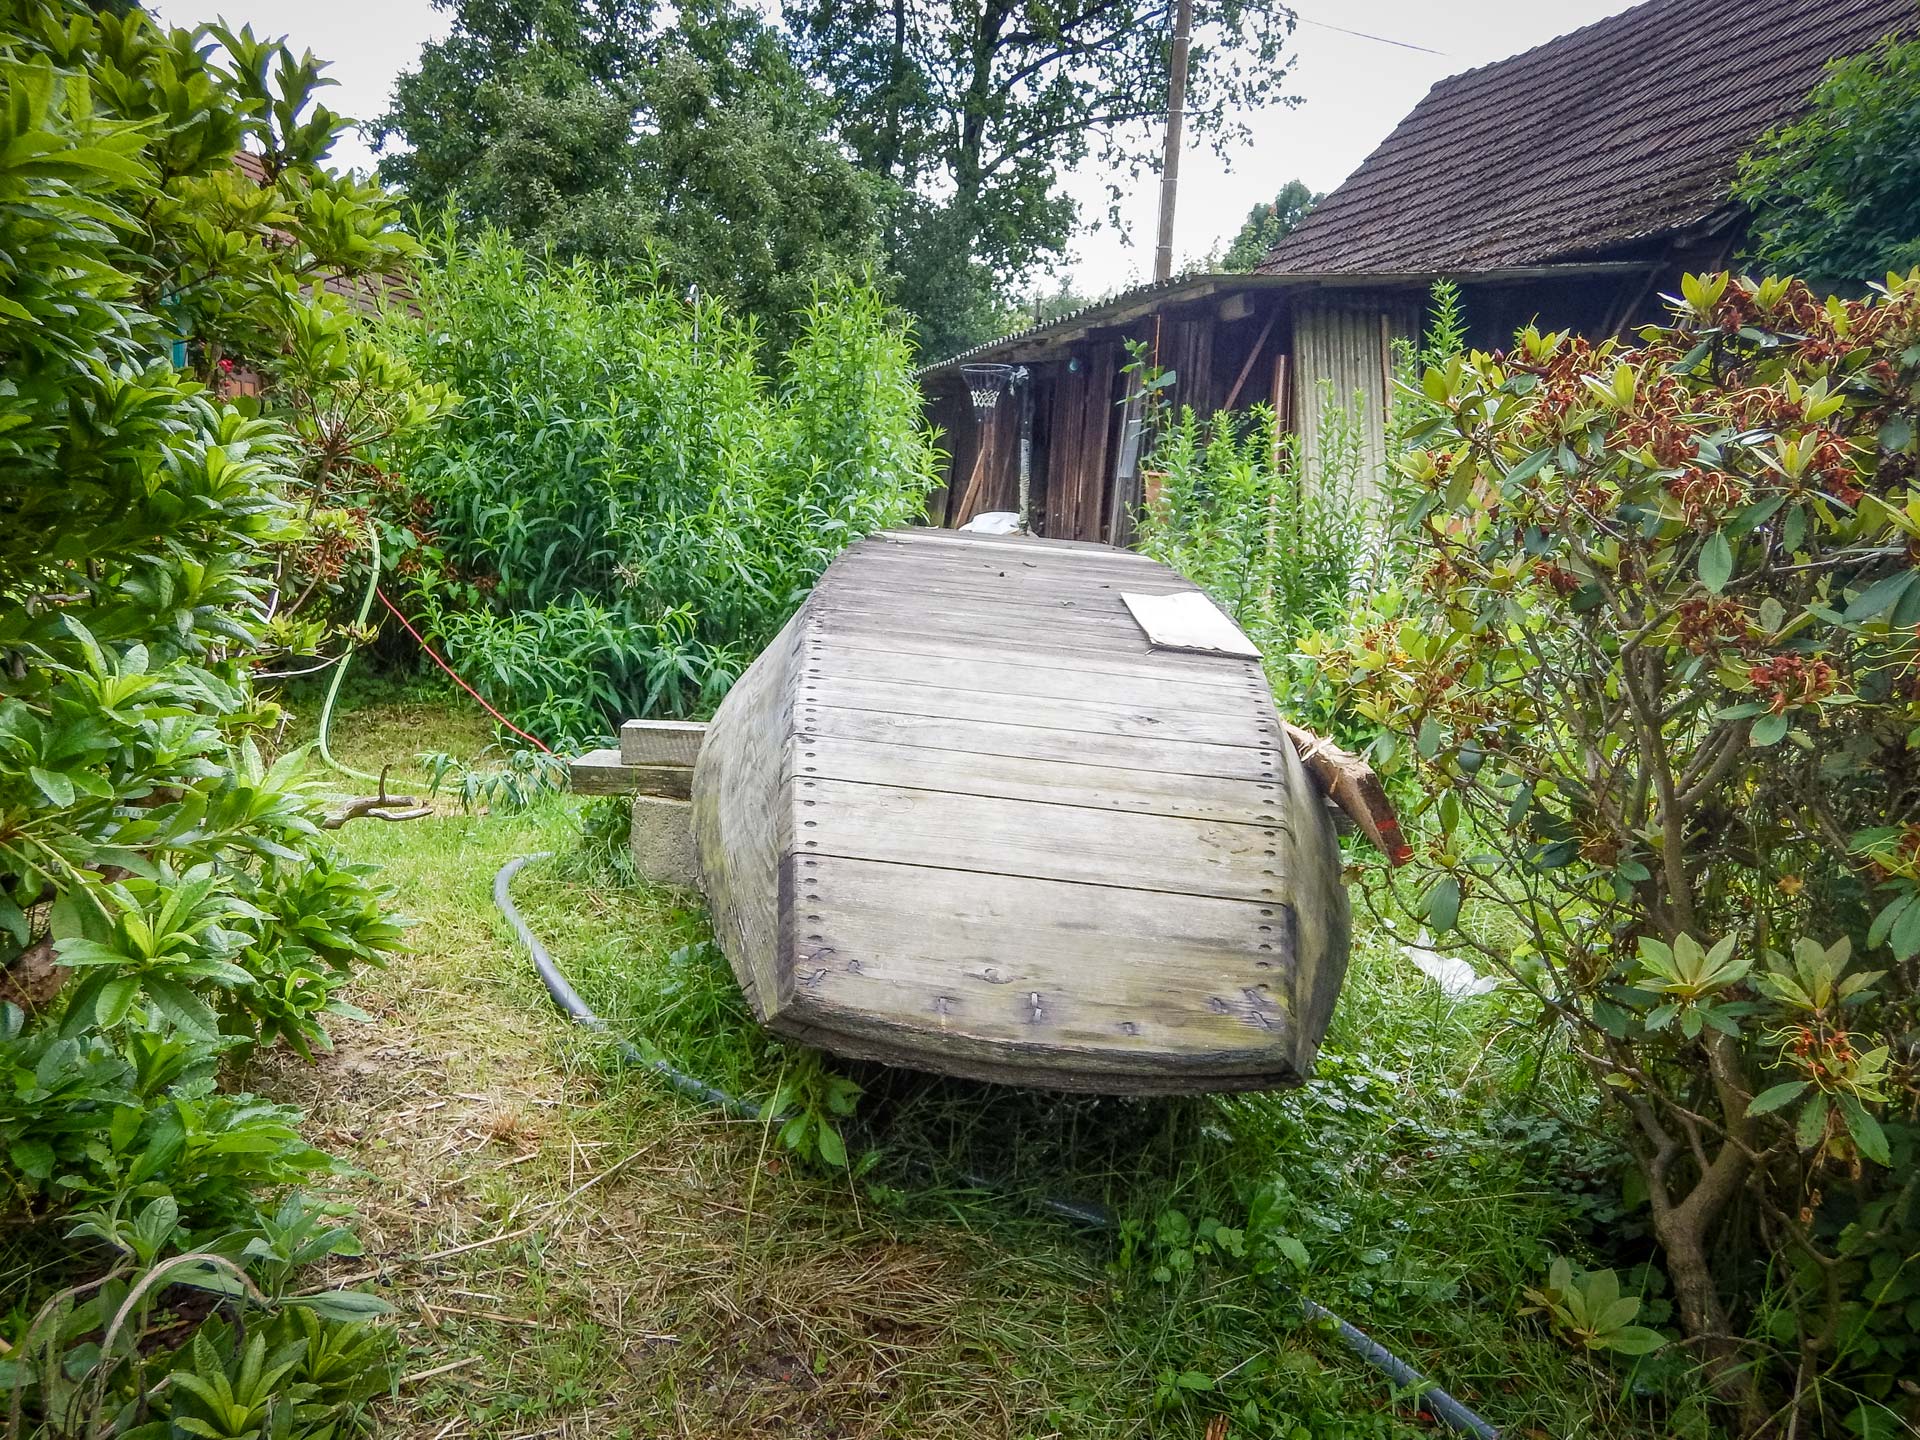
[922,384,971,526]
[1162,317,1216,416]
[1043,343,1121,543]
[945,399,1019,528]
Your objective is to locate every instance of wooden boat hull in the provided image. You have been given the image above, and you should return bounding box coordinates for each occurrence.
[690,528,1348,1094]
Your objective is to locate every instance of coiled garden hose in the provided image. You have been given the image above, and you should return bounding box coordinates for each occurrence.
[315,524,383,785]
[492,854,1500,1440]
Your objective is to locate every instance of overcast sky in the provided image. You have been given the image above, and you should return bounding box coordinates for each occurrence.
[181,0,1640,295]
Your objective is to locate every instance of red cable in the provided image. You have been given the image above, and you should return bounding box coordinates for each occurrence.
[374,587,555,755]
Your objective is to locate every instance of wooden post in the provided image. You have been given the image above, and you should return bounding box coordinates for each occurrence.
[1284,723,1410,865]
[1152,0,1193,283]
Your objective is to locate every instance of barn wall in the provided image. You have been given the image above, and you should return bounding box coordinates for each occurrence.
[944,396,1019,527]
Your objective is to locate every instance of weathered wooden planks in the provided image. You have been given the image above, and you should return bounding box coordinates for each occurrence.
[783,856,1298,1086]
[796,706,1284,781]
[568,748,695,799]
[689,527,1348,1094]
[792,778,1290,902]
[801,673,1272,747]
[620,720,708,767]
[802,645,1263,713]
[794,736,1286,824]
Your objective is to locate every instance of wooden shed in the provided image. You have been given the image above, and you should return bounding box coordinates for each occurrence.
[919,0,1911,543]
[917,267,1633,543]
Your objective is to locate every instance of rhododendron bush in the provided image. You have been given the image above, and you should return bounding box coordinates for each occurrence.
[1320,272,1919,1433]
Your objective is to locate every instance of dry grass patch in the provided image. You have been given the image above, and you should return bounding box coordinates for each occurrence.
[254,707,1112,1438]
[259,690,1698,1439]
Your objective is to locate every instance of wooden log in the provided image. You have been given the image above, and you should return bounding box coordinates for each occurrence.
[618,720,707,767]
[1283,723,1410,864]
[568,748,695,799]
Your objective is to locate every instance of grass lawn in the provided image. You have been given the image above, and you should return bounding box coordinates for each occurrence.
[265,679,1713,1439]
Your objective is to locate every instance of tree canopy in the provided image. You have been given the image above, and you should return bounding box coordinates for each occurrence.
[375,0,887,350]
[785,0,1301,355]
[379,0,1301,355]
[1220,178,1318,271]
[1736,33,1920,289]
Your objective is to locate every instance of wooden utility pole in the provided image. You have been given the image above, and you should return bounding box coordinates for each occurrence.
[1152,0,1193,283]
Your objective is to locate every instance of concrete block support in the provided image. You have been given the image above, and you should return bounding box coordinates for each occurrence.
[630,794,699,889]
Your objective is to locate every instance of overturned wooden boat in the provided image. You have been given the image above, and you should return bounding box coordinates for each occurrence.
[690,528,1349,1094]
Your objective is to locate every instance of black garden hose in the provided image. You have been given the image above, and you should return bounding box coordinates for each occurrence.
[493,854,1500,1439]
[493,853,755,1117]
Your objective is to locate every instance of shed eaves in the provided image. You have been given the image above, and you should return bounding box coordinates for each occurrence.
[1259,0,1913,275]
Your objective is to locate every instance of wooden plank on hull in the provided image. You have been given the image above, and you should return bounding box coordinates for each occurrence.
[818,555,1194,604]
[781,855,1299,1079]
[793,777,1291,903]
[809,602,1247,665]
[802,628,1261,689]
[801,673,1274,747]
[811,600,1203,657]
[798,735,1290,824]
[795,705,1285,781]
[819,576,1191,626]
[802,646,1264,715]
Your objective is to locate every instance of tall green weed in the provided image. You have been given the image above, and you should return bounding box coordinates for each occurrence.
[1135,385,1371,736]
[1136,284,1467,739]
[388,231,940,739]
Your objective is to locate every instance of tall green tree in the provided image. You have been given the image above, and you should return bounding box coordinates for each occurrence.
[783,0,1301,354]
[1736,33,1920,289]
[374,0,887,348]
[1220,177,1318,271]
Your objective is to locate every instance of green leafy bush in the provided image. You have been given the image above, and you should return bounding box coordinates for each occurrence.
[1325,272,1920,1434]
[1737,33,1920,290]
[0,3,407,1429]
[387,230,940,737]
[1136,396,1369,652]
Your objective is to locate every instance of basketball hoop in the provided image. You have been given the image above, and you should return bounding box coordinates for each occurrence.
[960,363,1014,424]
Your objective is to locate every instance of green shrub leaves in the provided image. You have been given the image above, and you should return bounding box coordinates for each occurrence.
[387,233,941,737]
[1,3,404,1430]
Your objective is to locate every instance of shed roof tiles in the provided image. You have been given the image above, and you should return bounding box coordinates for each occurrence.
[1258,0,1913,275]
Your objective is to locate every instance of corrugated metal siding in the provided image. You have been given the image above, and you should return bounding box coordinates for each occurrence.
[1290,299,1428,506]
[1291,301,1398,507]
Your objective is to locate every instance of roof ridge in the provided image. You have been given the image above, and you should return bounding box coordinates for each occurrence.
[1424,0,1693,91]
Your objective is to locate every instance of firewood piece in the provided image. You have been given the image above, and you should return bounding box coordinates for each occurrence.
[1284,723,1410,865]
